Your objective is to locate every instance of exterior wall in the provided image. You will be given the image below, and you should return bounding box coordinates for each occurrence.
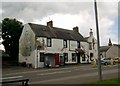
[19,24,36,68]
[80,42,89,63]
[106,45,120,59]
[65,40,77,64]
[101,52,106,58]
[36,37,78,67]
[83,35,98,63]
[36,37,63,67]
[87,36,98,60]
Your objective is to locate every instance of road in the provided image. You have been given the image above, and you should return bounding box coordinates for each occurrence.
[2,64,119,85]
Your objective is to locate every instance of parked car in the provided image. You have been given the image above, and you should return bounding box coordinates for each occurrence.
[101,58,112,65]
[113,57,120,64]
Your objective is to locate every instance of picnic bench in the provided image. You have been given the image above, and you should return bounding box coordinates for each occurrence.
[1,79,29,86]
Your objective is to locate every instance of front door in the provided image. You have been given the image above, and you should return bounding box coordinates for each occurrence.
[77,53,80,63]
[55,54,60,65]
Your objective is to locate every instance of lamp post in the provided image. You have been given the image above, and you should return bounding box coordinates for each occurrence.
[94,0,102,80]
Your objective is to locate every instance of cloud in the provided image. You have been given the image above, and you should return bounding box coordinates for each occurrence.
[1,1,118,46]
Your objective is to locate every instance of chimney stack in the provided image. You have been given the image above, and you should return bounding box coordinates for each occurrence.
[73,26,79,33]
[47,20,53,28]
[90,28,93,37]
[108,38,112,46]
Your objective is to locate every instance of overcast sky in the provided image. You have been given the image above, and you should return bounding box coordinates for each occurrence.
[1,0,119,46]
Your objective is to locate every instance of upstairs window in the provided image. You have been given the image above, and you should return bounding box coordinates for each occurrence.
[77,41,80,48]
[89,43,92,50]
[47,38,52,47]
[63,40,67,48]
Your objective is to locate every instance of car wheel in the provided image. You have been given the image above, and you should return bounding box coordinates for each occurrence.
[113,62,115,65]
[104,62,108,65]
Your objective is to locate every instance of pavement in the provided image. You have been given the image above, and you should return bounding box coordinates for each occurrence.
[2,63,91,74]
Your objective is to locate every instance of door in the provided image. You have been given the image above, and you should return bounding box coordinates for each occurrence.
[77,53,80,63]
[55,54,60,65]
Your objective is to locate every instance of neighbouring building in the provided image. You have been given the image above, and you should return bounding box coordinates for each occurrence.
[19,21,98,68]
[0,31,5,52]
[100,39,120,59]
[81,29,98,63]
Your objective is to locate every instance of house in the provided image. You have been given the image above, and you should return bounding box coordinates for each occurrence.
[81,29,98,63]
[100,39,120,59]
[19,21,88,68]
[0,31,5,52]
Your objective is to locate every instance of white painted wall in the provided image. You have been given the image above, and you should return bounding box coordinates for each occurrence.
[36,37,78,66]
[106,45,120,58]
[19,24,36,68]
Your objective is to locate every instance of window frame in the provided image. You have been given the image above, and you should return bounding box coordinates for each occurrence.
[47,38,52,47]
[89,42,92,50]
[64,53,68,62]
[63,40,67,48]
[40,53,45,62]
[72,53,77,62]
[77,41,80,48]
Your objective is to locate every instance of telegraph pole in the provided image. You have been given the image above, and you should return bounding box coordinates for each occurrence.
[94,0,102,80]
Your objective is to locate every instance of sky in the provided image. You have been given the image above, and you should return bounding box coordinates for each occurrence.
[1,0,119,46]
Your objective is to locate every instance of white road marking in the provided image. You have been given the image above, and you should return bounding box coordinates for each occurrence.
[38,70,71,76]
[83,67,97,70]
[3,67,79,76]
[4,69,49,76]
[74,69,80,70]
[1,76,23,80]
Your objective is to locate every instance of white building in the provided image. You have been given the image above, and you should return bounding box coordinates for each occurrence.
[81,29,98,63]
[0,31,5,52]
[100,39,120,59]
[19,21,97,68]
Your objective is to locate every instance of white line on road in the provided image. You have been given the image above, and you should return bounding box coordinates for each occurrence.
[38,70,71,76]
[3,67,79,76]
[1,76,23,80]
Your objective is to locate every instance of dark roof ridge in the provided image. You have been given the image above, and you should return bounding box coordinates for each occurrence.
[28,23,73,31]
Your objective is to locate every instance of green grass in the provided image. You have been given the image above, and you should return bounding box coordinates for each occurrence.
[93,78,120,84]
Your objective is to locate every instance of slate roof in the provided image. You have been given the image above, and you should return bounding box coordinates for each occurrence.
[84,37,89,41]
[113,44,120,48]
[28,23,86,42]
[100,46,110,52]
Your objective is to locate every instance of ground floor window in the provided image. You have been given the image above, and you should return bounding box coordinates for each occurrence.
[90,53,94,61]
[64,53,68,62]
[40,53,45,62]
[81,54,85,61]
[72,53,76,62]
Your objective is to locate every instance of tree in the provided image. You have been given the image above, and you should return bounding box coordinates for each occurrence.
[2,18,23,61]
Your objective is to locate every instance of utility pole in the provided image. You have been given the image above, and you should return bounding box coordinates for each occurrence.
[94,0,102,80]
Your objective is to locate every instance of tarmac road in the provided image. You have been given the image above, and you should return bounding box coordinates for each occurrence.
[2,64,119,85]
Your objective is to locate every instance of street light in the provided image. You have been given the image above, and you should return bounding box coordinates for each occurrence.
[94,0,102,80]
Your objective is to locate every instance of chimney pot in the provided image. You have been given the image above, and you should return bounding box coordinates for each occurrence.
[47,20,53,27]
[73,26,79,33]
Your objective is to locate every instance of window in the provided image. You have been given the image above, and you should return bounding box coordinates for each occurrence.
[63,40,67,48]
[81,54,85,61]
[47,38,51,47]
[72,53,76,62]
[89,43,92,50]
[40,53,45,62]
[90,53,93,61]
[92,38,95,49]
[77,41,80,48]
[64,53,68,62]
